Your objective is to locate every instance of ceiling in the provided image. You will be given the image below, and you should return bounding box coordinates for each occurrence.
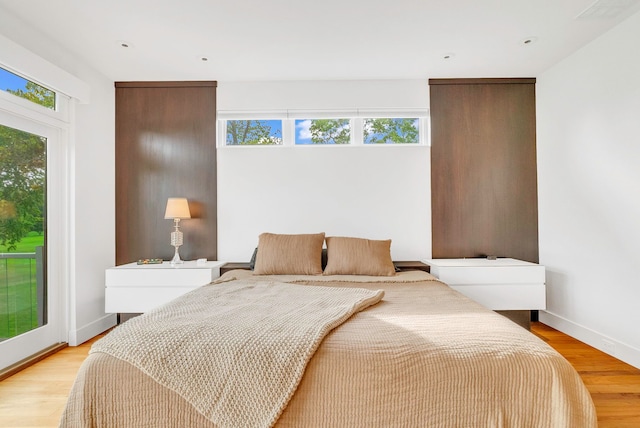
[1,0,639,82]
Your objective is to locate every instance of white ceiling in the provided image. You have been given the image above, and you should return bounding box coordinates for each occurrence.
[1,0,639,82]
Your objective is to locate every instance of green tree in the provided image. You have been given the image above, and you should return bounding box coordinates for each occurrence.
[309,119,350,144]
[364,118,419,144]
[226,120,282,145]
[7,81,55,110]
[0,125,45,250]
[0,84,48,251]
[0,84,49,250]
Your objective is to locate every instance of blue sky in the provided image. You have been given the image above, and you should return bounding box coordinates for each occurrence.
[295,119,313,145]
[0,67,29,92]
[264,120,281,135]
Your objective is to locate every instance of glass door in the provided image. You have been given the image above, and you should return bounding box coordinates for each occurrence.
[0,113,64,369]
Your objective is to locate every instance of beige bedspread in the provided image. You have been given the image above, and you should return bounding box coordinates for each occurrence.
[61,270,597,427]
[84,279,383,428]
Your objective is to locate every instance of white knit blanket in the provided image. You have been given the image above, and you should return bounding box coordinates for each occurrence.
[90,279,384,428]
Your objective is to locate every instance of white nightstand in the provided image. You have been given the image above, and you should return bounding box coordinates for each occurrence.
[422,258,546,311]
[105,261,226,314]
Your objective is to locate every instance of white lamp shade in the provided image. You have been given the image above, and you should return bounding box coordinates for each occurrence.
[164,198,191,219]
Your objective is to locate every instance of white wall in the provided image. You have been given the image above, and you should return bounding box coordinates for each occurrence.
[0,8,116,345]
[219,80,430,111]
[70,71,116,345]
[537,10,640,368]
[217,80,431,261]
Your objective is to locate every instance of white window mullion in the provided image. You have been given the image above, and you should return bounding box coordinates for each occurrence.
[217,120,227,148]
[421,117,431,146]
[283,119,295,146]
[351,118,363,145]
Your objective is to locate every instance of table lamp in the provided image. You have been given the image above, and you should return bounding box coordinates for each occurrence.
[164,197,191,265]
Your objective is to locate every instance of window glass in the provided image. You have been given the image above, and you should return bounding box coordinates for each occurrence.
[0,67,56,110]
[363,118,419,144]
[295,119,350,145]
[226,120,283,145]
[0,124,47,340]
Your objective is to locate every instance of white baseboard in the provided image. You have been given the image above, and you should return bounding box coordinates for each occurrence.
[68,313,117,346]
[539,310,640,370]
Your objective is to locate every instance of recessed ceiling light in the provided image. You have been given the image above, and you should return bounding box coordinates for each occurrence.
[117,40,133,49]
[200,57,209,62]
[521,37,538,45]
[442,53,455,60]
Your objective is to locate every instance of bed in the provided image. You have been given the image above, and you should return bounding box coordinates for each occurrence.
[60,234,597,427]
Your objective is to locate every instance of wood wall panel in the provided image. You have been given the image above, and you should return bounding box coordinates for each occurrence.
[429,78,538,263]
[115,81,217,265]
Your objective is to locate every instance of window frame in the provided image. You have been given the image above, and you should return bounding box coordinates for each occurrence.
[217,109,430,147]
[0,104,69,369]
[0,66,58,111]
[294,118,352,145]
[359,116,430,146]
[0,53,77,368]
[223,119,284,146]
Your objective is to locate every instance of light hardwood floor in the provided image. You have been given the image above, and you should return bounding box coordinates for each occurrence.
[0,334,103,428]
[532,322,640,428]
[0,323,638,427]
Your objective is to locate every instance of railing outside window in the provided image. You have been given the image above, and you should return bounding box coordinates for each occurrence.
[0,247,44,341]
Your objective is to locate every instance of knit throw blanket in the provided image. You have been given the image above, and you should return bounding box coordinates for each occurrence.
[91,279,384,428]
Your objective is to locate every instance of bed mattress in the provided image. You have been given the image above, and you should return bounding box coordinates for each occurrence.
[61,270,596,427]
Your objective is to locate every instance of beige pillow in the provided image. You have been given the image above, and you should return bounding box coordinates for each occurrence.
[323,236,396,276]
[253,232,325,275]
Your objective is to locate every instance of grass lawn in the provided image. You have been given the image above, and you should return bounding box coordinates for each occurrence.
[0,232,44,340]
[0,233,44,253]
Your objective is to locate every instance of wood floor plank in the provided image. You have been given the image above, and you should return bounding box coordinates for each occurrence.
[0,334,102,427]
[531,322,640,427]
[0,323,638,426]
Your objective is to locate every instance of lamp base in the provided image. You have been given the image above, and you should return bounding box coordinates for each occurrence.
[170,246,183,265]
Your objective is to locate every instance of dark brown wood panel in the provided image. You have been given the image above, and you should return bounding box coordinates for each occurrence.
[430,78,536,86]
[429,79,538,263]
[115,82,217,265]
[115,81,217,88]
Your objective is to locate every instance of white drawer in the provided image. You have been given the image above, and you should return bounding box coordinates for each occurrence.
[450,284,546,310]
[422,258,546,311]
[431,265,544,285]
[105,261,223,287]
[105,286,199,313]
